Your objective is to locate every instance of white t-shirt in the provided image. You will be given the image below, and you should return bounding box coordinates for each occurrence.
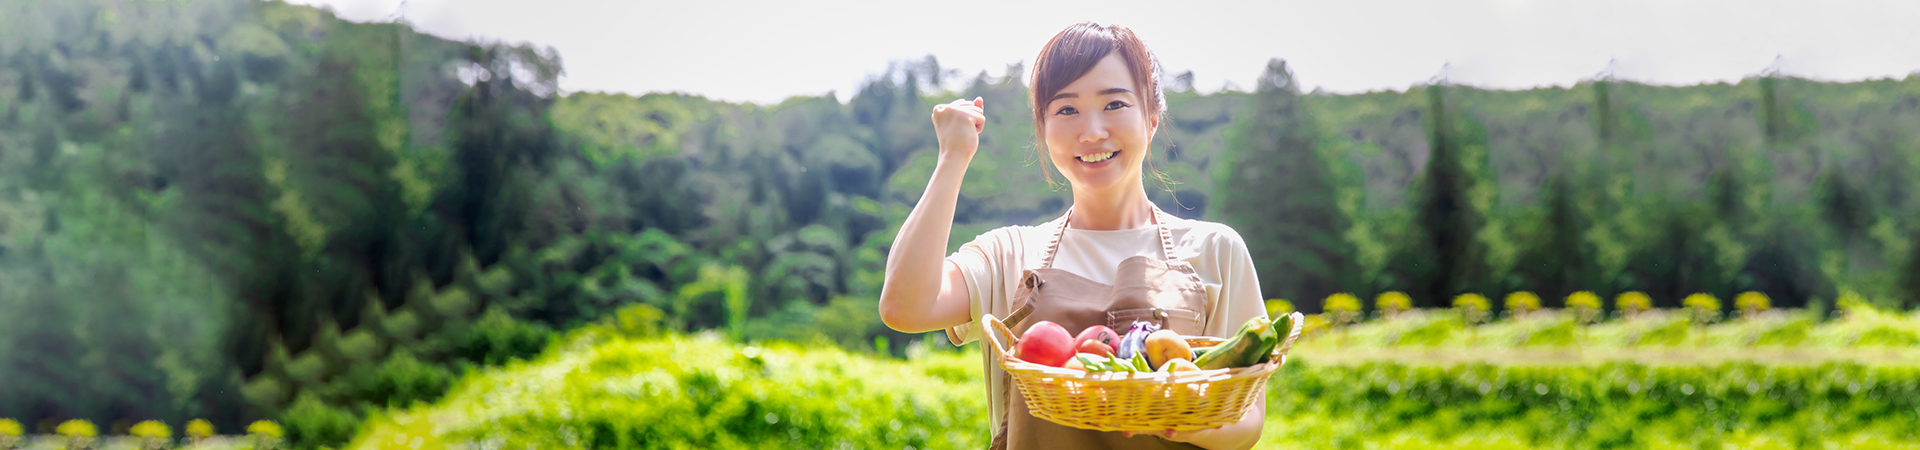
[942,213,1267,428]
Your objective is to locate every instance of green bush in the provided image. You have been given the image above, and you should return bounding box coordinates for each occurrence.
[282,394,358,450]
[363,350,455,409]
[348,332,986,450]
[1263,360,1920,449]
[1301,308,1920,351]
[458,307,553,366]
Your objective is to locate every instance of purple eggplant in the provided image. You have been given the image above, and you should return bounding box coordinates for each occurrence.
[1114,321,1160,360]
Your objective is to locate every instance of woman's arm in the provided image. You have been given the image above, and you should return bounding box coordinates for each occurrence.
[878,98,986,334]
[1149,401,1264,449]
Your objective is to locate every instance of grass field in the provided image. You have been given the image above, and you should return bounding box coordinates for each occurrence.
[12,306,1914,449]
[333,312,1920,450]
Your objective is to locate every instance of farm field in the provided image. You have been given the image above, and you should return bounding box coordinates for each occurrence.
[324,307,1920,450]
[7,304,1914,449]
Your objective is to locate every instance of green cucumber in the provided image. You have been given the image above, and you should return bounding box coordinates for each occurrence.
[1191,316,1280,370]
[1259,313,1295,364]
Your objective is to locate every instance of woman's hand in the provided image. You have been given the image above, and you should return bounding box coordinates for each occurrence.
[930,97,986,164]
[1118,400,1263,450]
[1122,428,1217,443]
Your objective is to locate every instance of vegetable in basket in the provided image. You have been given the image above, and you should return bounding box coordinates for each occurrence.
[1073,353,1154,373]
[1115,321,1159,360]
[1077,339,1115,357]
[1143,329,1193,369]
[1190,314,1292,370]
[1073,325,1122,350]
[1158,358,1200,373]
[1015,321,1075,367]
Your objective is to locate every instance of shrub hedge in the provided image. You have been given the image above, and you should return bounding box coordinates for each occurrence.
[1264,360,1920,449]
[347,332,986,450]
[340,326,1920,449]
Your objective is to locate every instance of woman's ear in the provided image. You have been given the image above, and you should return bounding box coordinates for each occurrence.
[1148,114,1160,141]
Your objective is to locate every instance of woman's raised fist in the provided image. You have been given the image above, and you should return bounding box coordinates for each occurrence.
[930,97,986,163]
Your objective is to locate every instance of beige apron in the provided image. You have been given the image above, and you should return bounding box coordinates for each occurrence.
[989,205,1211,450]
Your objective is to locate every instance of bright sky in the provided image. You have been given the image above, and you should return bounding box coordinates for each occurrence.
[288,0,1920,105]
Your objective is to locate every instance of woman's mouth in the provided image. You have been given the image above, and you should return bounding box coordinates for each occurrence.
[1077,151,1118,163]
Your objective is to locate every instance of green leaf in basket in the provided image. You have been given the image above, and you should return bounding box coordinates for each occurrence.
[1078,354,1112,373]
[1130,353,1151,372]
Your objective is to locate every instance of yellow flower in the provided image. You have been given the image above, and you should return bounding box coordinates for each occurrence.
[131,420,171,439]
[1454,293,1490,324]
[1565,291,1602,310]
[0,418,22,436]
[1735,291,1771,312]
[1324,293,1362,326]
[1504,291,1541,313]
[1683,293,1721,312]
[186,419,215,439]
[1264,299,1295,318]
[1614,291,1652,313]
[56,419,97,438]
[1375,291,1413,313]
[1683,293,1722,324]
[1453,293,1490,311]
[247,420,284,438]
[1324,293,1361,313]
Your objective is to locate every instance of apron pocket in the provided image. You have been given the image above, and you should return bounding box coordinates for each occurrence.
[1106,307,1202,335]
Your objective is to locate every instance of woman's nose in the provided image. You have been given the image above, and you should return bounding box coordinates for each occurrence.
[1078,115,1109,144]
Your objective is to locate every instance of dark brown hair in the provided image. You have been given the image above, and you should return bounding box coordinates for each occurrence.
[1029,22,1166,182]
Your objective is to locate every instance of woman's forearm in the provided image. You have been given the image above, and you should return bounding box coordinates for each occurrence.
[878,156,970,333]
[1159,400,1264,450]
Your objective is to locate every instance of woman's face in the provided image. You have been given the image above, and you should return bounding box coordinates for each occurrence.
[1042,53,1156,195]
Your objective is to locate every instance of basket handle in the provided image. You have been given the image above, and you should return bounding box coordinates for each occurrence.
[982,313,1018,359]
[1269,311,1305,362]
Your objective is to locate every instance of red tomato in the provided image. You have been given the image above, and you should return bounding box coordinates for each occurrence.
[1077,340,1115,357]
[1073,325,1121,350]
[1014,321,1074,367]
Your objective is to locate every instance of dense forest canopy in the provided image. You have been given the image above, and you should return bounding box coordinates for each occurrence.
[2,0,1918,442]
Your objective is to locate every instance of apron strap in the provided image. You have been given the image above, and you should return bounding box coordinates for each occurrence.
[1037,208,1071,269]
[1154,205,1178,262]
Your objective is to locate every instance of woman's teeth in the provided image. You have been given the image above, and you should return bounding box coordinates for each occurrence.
[1079,151,1116,163]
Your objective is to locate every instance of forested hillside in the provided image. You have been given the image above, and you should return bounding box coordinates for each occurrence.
[2,0,1918,443]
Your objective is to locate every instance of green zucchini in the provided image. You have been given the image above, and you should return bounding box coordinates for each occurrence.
[1191,316,1280,369]
[1259,313,1294,364]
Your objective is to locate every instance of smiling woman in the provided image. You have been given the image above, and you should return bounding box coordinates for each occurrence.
[878,22,1268,450]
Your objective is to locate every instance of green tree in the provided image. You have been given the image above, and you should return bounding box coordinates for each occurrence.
[1218,59,1357,308]
[1414,84,1491,307]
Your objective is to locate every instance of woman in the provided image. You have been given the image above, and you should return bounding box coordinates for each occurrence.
[878,23,1267,450]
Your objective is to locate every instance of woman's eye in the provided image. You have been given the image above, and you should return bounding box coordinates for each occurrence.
[1055,106,1078,116]
[1105,101,1130,111]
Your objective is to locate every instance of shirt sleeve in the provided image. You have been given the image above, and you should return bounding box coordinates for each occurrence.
[943,229,1006,346]
[1204,226,1268,338]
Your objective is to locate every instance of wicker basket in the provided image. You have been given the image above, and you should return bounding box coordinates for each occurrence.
[982,311,1305,432]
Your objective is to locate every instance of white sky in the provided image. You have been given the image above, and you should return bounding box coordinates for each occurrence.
[287,0,1920,105]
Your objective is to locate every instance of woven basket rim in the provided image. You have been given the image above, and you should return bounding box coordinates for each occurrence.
[982,311,1304,372]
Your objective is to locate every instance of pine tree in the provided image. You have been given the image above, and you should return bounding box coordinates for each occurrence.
[1414,84,1489,307]
[1218,59,1354,307]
